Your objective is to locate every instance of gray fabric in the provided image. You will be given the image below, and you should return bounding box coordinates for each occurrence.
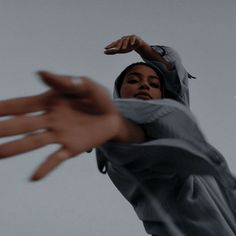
[141,45,191,107]
[96,46,236,235]
[113,45,192,106]
[98,99,236,235]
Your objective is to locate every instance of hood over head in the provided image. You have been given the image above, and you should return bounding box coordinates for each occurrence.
[113,62,166,99]
[113,61,186,104]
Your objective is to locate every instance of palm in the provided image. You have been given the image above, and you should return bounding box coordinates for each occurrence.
[45,93,118,155]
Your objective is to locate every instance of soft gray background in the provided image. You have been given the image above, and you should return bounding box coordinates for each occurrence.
[0,0,235,235]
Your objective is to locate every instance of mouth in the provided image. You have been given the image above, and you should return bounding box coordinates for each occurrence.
[134,92,152,100]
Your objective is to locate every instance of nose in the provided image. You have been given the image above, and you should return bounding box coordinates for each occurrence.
[139,81,150,90]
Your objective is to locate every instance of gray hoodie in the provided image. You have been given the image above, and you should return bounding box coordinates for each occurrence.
[96,46,236,236]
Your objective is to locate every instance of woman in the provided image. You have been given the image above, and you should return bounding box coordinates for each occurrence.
[0,35,235,236]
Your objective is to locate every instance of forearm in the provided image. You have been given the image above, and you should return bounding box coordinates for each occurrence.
[104,35,173,71]
[135,41,173,71]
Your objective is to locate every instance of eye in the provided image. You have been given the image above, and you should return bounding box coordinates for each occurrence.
[127,79,139,84]
[150,82,160,88]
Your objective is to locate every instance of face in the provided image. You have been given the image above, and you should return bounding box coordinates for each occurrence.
[120,65,162,100]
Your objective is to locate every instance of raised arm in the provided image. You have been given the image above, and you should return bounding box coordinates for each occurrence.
[104,35,173,70]
[104,35,193,106]
[0,72,145,181]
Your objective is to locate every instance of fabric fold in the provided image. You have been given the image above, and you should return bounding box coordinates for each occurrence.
[98,99,236,235]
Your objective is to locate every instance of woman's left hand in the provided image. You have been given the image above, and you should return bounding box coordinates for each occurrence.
[104,35,145,55]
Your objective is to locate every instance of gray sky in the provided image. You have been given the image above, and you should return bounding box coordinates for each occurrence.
[0,0,235,235]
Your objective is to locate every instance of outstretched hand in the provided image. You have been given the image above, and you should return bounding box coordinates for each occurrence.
[0,72,121,181]
[104,35,146,55]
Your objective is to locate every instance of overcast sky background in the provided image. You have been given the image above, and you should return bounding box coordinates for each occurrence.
[0,0,235,235]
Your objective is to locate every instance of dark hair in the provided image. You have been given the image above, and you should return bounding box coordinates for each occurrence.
[115,62,165,98]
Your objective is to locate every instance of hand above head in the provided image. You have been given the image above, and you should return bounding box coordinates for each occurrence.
[104,35,146,55]
[104,34,173,70]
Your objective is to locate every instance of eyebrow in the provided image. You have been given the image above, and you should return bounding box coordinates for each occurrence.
[126,72,160,80]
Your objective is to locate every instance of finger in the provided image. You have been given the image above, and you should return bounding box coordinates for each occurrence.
[105,38,123,52]
[0,131,54,158]
[31,148,72,181]
[38,71,115,113]
[104,39,122,55]
[104,41,118,49]
[104,47,118,55]
[0,114,47,137]
[130,35,137,46]
[121,37,130,50]
[0,91,51,116]
[111,39,123,52]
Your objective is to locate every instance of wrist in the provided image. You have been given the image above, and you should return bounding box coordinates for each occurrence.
[136,44,173,71]
[112,115,146,144]
[134,40,149,55]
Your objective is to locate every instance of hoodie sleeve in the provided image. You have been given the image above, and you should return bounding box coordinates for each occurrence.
[141,46,195,107]
[98,99,235,188]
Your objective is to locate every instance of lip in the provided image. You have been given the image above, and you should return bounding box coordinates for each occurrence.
[134,92,152,100]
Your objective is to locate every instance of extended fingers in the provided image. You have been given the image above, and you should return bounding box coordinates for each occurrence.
[116,36,134,50]
[121,35,137,47]
[104,41,117,49]
[104,35,138,54]
[38,71,90,97]
[129,35,137,46]
[0,131,54,158]
[104,39,123,54]
[121,37,130,50]
[31,148,72,181]
[38,71,114,112]
[0,91,52,116]
[0,114,48,137]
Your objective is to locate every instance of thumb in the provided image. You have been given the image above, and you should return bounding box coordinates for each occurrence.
[37,71,91,97]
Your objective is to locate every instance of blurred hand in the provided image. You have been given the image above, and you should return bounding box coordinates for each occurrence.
[104,35,145,55]
[0,72,121,181]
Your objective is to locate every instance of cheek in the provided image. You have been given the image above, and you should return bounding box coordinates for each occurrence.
[120,84,137,98]
[150,89,162,99]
